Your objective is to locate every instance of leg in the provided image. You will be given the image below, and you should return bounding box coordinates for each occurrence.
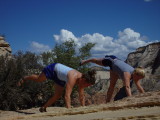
[17,72,47,86]
[40,83,64,112]
[106,71,118,102]
[114,80,134,101]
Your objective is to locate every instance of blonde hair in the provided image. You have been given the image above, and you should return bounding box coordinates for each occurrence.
[133,67,145,78]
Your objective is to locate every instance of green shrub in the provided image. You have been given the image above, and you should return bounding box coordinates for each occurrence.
[0,52,54,110]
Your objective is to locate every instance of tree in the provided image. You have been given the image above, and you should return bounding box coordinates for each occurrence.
[79,42,96,72]
[79,42,95,59]
[40,52,55,66]
[52,39,95,71]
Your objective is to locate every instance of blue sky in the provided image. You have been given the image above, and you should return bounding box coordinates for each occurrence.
[0,0,160,59]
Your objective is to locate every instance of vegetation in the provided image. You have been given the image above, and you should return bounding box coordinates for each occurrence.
[0,40,95,110]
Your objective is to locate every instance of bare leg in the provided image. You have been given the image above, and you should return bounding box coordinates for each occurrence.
[17,72,47,86]
[106,71,118,102]
[40,84,64,111]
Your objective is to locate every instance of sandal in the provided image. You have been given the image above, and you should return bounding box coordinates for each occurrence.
[39,107,47,112]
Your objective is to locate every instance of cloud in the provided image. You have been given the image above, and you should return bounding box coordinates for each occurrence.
[54,29,78,44]
[29,41,51,53]
[53,28,158,60]
[116,28,146,50]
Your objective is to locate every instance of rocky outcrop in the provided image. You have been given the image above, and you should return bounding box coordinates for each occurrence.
[126,42,160,75]
[126,42,160,91]
[0,36,12,57]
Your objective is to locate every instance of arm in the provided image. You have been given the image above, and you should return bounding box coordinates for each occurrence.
[65,83,73,108]
[81,58,104,66]
[135,80,145,93]
[123,72,132,96]
[65,72,77,108]
[78,87,85,106]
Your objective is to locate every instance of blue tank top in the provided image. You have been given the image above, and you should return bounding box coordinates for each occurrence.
[54,63,74,82]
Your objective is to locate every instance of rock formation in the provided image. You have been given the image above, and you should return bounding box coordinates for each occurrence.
[0,36,12,57]
[126,42,160,75]
[126,42,160,91]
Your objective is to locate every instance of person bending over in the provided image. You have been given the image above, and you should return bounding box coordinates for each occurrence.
[80,55,145,102]
[18,63,96,112]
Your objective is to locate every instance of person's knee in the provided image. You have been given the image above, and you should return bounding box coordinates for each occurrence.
[56,89,64,97]
[36,77,45,82]
[37,73,47,82]
[54,93,63,99]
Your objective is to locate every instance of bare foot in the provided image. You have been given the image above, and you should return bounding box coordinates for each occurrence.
[17,78,24,87]
[39,107,47,112]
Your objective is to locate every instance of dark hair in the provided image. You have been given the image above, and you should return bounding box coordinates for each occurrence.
[82,69,96,84]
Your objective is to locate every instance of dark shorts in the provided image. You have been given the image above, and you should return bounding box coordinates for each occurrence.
[42,63,66,87]
[102,55,117,69]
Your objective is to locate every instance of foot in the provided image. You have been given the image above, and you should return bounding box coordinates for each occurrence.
[39,107,47,112]
[17,78,24,87]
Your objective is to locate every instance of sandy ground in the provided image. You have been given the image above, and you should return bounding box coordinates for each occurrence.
[0,91,160,120]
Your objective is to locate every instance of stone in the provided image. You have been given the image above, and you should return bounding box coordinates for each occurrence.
[0,36,12,57]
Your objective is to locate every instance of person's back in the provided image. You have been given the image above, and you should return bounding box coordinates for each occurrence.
[54,63,73,82]
[112,59,134,79]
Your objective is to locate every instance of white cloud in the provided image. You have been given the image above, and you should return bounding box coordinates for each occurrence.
[54,29,78,43]
[29,41,51,53]
[116,28,147,50]
[53,28,158,60]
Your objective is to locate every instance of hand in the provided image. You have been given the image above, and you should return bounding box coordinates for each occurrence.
[79,60,85,66]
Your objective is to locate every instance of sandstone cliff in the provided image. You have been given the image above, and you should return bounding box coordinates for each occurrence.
[126,42,160,91]
[0,36,12,57]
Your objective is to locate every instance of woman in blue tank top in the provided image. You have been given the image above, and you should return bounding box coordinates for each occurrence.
[81,55,145,102]
[17,63,96,112]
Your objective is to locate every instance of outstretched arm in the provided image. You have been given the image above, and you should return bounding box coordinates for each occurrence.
[81,58,104,66]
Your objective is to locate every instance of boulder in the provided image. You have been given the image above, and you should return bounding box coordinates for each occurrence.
[0,36,12,57]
